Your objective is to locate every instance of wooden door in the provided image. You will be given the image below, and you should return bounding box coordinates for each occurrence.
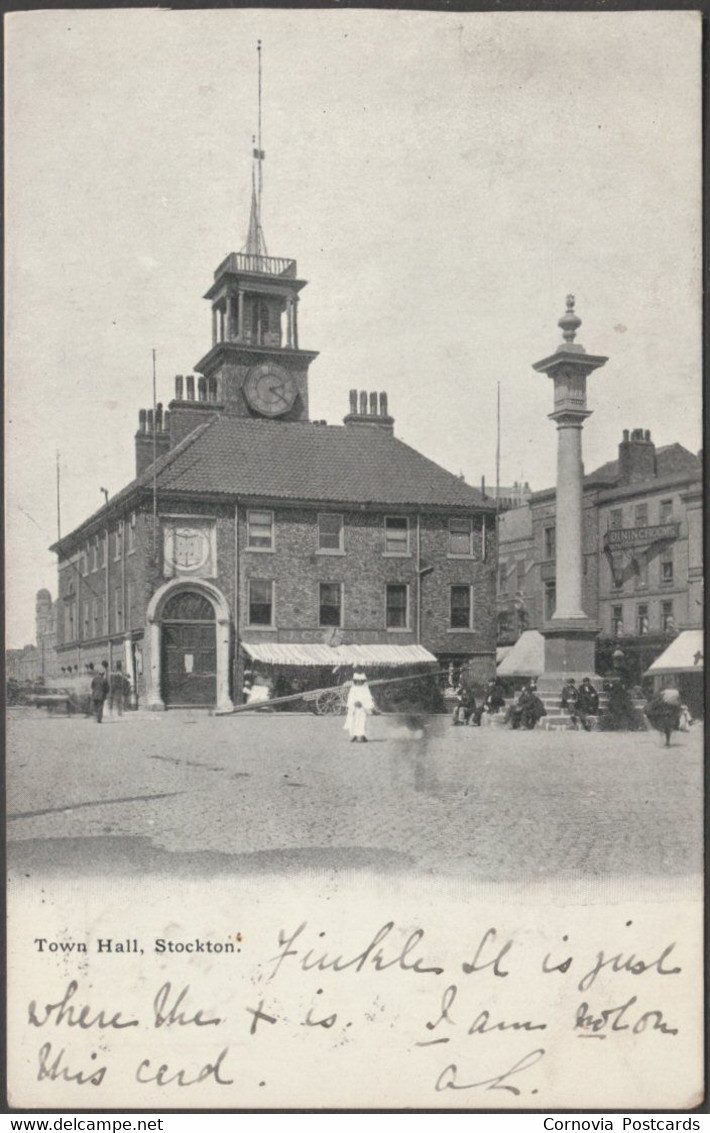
[161,592,217,707]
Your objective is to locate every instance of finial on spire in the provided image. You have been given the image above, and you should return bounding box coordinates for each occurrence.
[558,294,582,343]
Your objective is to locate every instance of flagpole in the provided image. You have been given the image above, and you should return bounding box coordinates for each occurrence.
[495,381,501,516]
[152,349,158,560]
[257,39,263,247]
[56,451,61,541]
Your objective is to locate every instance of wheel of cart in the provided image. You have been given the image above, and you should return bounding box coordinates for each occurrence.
[314,684,350,716]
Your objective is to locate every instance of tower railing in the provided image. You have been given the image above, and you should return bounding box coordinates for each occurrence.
[214,252,297,280]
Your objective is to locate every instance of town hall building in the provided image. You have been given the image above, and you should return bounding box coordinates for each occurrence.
[51,219,497,709]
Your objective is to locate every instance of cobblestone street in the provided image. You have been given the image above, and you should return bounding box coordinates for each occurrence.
[7,708,703,882]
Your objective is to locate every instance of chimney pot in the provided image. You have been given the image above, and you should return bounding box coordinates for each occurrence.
[175,375,184,400]
[139,408,147,433]
[369,391,378,415]
[379,391,388,417]
[155,402,163,431]
[147,409,154,432]
[349,389,358,414]
[186,375,195,400]
[163,410,171,433]
[644,429,651,441]
[198,376,207,402]
[359,391,367,415]
[623,429,630,442]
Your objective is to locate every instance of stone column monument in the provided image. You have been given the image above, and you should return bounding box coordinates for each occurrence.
[533,296,607,689]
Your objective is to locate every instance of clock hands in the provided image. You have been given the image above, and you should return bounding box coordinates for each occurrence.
[267,384,289,407]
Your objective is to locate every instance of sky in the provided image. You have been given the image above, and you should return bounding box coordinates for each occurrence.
[5,9,701,647]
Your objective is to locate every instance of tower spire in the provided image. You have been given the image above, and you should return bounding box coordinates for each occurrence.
[243,40,267,257]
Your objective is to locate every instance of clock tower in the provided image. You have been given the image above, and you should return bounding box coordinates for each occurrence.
[192,250,318,422]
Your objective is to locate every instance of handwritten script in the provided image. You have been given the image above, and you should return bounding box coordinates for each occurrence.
[21,918,685,1102]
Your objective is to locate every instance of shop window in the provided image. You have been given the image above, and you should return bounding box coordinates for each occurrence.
[385,516,409,555]
[386,583,408,630]
[450,585,472,629]
[318,513,344,553]
[248,580,274,627]
[247,510,274,551]
[449,517,472,556]
[319,582,342,628]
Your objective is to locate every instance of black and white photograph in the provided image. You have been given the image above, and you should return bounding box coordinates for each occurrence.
[5,8,704,1112]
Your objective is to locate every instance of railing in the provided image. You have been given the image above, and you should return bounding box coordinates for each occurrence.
[214,252,297,280]
[603,522,679,551]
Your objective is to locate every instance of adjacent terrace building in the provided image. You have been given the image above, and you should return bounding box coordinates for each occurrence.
[51,245,497,710]
[497,428,702,694]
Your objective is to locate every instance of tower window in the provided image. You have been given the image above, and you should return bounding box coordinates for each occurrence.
[252,299,270,343]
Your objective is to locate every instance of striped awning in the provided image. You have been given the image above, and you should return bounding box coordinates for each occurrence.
[241,642,437,668]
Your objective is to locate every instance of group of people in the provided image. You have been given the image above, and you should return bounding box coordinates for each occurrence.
[451,678,507,727]
[87,661,131,723]
[560,677,600,732]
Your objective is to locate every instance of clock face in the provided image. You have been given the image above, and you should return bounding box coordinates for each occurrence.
[244,362,297,418]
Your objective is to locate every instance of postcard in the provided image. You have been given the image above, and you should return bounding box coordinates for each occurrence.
[5,8,703,1111]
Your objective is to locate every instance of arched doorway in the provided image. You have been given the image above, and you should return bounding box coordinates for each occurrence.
[161,590,216,707]
[145,579,233,712]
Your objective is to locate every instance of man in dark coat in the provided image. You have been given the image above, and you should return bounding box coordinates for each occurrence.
[109,660,130,717]
[561,678,580,728]
[576,678,600,731]
[90,663,109,724]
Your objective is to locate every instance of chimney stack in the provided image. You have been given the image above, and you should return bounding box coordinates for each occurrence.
[618,427,656,485]
[343,389,395,434]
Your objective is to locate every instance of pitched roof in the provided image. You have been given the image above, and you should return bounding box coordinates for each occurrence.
[147,416,493,509]
[584,443,701,487]
[53,416,493,550]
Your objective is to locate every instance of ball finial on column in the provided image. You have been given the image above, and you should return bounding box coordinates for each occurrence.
[558,294,582,343]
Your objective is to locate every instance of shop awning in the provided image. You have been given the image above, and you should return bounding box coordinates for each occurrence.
[644,630,704,676]
[496,630,544,678]
[241,642,437,668]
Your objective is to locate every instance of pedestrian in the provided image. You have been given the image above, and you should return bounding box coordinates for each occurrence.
[109,660,129,717]
[576,677,599,732]
[90,662,109,724]
[645,686,682,747]
[344,671,375,743]
[561,678,580,728]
